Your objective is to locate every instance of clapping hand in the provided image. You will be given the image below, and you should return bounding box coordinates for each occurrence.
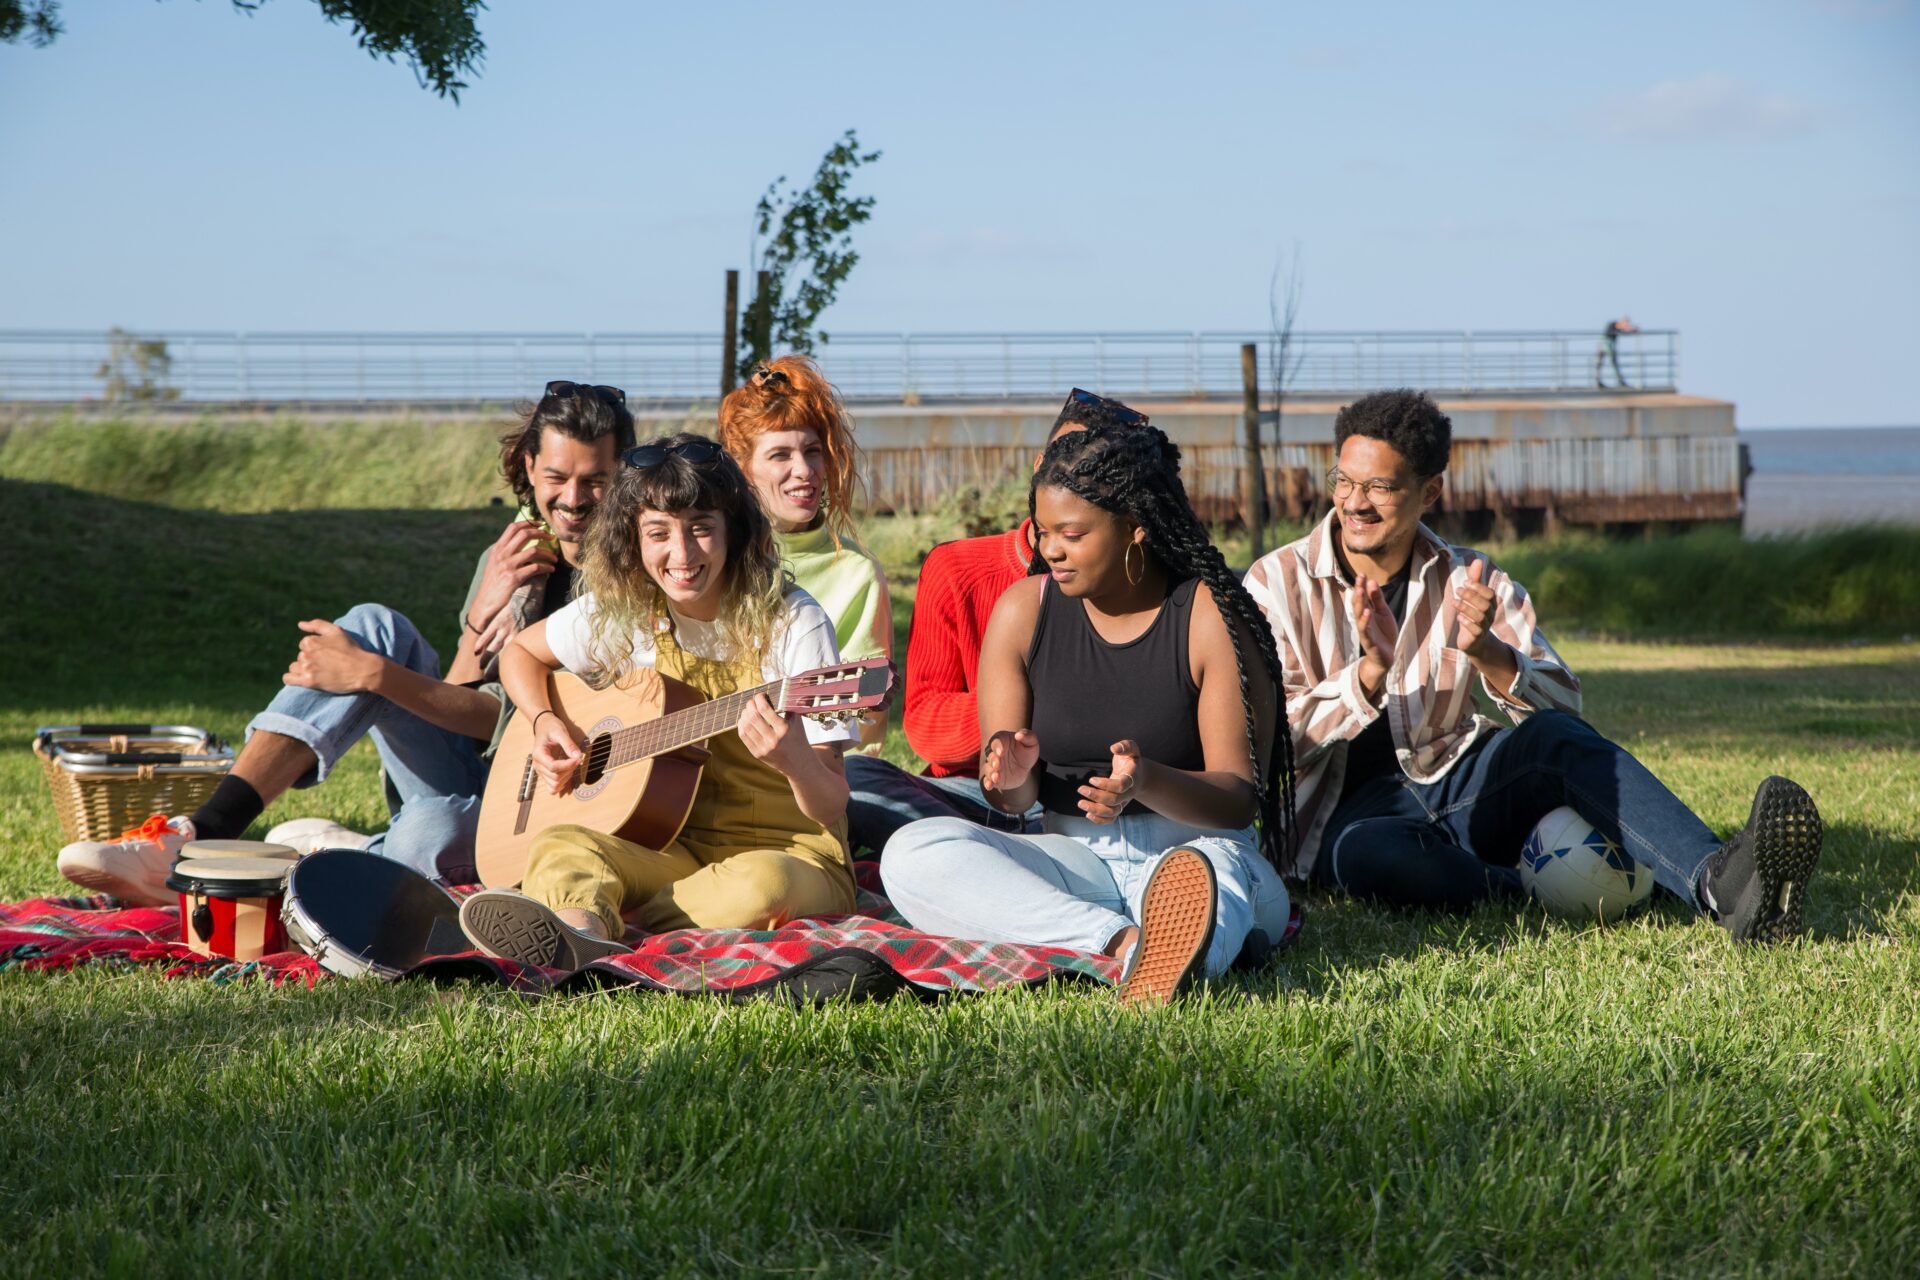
[1451,558,1502,660]
[980,729,1040,794]
[1079,739,1144,824]
[1350,577,1399,698]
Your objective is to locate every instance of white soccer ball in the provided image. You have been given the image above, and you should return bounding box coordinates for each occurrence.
[1518,806,1655,922]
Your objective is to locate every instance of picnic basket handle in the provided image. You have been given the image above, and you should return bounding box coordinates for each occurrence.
[77,723,160,735]
[96,752,186,766]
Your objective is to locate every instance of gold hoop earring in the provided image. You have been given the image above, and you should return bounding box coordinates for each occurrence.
[1124,541,1145,587]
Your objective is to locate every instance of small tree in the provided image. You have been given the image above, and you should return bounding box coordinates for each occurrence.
[96,328,181,402]
[738,130,881,379]
[1268,243,1310,518]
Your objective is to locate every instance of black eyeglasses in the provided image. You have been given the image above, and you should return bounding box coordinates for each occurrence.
[1062,387,1149,427]
[622,439,725,469]
[545,380,627,405]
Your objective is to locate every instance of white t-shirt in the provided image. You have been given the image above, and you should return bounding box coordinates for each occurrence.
[543,587,857,746]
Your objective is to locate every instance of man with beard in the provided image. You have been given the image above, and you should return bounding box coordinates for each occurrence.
[56,382,635,902]
[1246,389,1823,941]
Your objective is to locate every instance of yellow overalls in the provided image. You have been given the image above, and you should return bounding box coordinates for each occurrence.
[521,623,856,936]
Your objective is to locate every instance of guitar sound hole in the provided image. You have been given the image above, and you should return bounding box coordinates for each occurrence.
[581,734,612,787]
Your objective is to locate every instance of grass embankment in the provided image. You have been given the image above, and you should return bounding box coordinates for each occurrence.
[9,412,1918,639]
[2,460,1919,1274]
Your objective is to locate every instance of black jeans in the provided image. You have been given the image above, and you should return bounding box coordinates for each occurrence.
[1313,710,1721,913]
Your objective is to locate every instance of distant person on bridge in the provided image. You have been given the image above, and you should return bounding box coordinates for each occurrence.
[1245,389,1825,942]
[1595,315,1639,389]
[55,383,635,903]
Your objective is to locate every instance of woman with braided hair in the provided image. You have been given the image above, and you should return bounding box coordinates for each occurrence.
[880,422,1297,1005]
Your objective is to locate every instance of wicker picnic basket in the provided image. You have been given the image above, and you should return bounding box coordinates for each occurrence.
[33,724,235,844]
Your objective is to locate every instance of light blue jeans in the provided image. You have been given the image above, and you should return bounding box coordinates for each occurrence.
[247,603,487,884]
[879,809,1291,977]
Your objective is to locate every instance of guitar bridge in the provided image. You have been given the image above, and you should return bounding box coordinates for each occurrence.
[514,756,536,836]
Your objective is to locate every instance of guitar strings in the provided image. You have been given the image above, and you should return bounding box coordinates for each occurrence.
[561,662,880,779]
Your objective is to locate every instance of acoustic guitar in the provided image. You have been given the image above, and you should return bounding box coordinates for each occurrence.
[473,658,894,888]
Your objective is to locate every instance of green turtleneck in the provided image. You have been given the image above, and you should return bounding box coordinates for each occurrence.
[774,522,892,664]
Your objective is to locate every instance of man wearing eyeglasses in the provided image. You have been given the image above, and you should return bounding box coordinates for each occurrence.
[844,388,1150,856]
[55,382,637,904]
[1245,389,1824,942]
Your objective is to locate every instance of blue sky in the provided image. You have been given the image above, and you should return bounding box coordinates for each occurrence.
[3,0,1916,425]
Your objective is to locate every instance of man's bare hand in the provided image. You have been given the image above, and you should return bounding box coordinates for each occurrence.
[1350,577,1399,700]
[1451,558,1502,661]
[283,619,383,694]
[466,520,558,651]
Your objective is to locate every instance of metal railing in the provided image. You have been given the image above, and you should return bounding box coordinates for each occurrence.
[0,328,1679,404]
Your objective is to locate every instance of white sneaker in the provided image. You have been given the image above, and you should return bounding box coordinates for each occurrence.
[264,817,374,855]
[57,814,197,906]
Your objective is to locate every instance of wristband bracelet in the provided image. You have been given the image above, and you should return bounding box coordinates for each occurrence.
[532,709,557,732]
[463,613,483,635]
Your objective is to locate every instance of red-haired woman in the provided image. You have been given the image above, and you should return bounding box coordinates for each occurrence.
[720,356,892,750]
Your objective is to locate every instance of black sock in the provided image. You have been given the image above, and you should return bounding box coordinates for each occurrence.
[190,776,266,841]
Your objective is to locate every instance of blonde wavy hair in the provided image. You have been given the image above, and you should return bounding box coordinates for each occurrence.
[576,432,791,685]
[717,353,866,548]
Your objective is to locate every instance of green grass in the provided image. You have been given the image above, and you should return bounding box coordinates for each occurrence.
[3,475,1919,1277]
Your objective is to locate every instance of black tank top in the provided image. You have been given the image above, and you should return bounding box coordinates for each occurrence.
[1027,577,1206,817]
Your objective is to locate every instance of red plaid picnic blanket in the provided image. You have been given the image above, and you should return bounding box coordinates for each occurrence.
[0,863,1304,999]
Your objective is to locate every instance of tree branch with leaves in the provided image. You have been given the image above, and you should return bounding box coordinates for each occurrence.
[2,0,485,99]
[738,130,882,379]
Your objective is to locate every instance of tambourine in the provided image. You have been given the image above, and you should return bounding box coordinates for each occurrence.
[281,847,468,979]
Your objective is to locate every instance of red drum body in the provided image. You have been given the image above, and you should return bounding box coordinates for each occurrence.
[166,856,293,960]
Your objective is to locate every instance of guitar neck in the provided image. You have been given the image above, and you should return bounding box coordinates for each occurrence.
[593,675,781,771]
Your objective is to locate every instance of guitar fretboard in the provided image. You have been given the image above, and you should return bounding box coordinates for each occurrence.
[583,677,784,776]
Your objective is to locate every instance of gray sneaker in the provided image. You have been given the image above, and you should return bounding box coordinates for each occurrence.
[457,889,630,970]
[1700,776,1824,943]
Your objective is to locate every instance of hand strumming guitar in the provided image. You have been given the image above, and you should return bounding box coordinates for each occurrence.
[530,711,584,796]
[980,729,1041,795]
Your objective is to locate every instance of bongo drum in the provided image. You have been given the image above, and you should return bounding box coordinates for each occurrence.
[281,848,467,980]
[166,856,294,960]
[179,839,298,863]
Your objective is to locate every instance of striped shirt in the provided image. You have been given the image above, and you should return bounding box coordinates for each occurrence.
[1245,512,1581,880]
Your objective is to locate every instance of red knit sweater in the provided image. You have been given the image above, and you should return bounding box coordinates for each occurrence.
[904,520,1035,776]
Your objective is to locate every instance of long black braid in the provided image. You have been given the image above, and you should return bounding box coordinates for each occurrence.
[1028,423,1298,869]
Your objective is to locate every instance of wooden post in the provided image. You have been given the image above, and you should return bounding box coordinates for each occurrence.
[1240,342,1265,557]
[721,270,739,397]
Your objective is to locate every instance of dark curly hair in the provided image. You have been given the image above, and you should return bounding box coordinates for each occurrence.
[498,386,639,508]
[1333,389,1452,478]
[1028,423,1298,870]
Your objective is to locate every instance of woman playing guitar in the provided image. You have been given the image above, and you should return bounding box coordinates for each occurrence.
[457,433,859,969]
[721,356,892,750]
[879,423,1300,1005]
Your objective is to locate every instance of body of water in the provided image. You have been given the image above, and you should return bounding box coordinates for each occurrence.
[1737,425,1920,535]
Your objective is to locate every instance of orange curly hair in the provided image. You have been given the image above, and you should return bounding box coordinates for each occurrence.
[718,353,865,546]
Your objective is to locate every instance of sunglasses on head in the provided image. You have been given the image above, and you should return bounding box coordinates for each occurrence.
[545,380,627,405]
[621,439,725,469]
[1062,387,1149,427]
